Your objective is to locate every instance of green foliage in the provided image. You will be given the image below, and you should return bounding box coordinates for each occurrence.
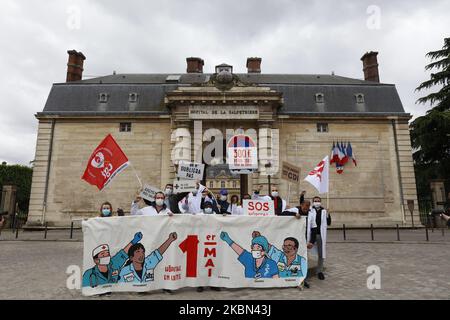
[411,37,450,199]
[0,163,33,213]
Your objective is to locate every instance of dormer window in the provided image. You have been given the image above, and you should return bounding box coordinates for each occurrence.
[215,63,233,74]
[99,93,108,103]
[129,92,138,103]
[315,93,324,103]
[355,93,365,104]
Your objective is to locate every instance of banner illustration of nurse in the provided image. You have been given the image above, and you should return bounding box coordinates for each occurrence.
[220,231,279,279]
[252,231,307,278]
[119,232,178,283]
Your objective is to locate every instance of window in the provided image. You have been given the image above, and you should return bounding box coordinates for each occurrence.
[232,181,237,188]
[221,181,225,188]
[317,123,328,133]
[129,93,138,102]
[209,181,214,188]
[99,93,108,103]
[315,93,324,103]
[355,93,365,104]
[119,122,132,132]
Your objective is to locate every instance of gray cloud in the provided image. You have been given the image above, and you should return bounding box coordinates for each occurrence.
[0,0,449,165]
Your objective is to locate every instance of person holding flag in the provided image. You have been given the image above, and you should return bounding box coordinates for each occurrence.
[304,156,331,280]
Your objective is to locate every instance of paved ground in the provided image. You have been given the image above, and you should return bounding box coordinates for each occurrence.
[1,233,449,299]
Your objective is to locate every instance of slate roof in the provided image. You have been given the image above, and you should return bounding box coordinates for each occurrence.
[39,73,408,117]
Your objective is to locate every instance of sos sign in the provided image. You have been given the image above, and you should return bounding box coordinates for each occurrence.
[243,199,275,216]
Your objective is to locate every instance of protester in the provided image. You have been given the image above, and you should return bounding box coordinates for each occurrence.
[308,196,331,280]
[251,185,286,215]
[217,189,232,214]
[180,182,206,214]
[228,195,243,215]
[299,190,306,205]
[200,188,220,214]
[164,183,190,214]
[131,192,173,216]
[99,202,114,217]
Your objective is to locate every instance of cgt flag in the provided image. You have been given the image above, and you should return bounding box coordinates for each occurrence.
[82,134,129,191]
[304,155,329,194]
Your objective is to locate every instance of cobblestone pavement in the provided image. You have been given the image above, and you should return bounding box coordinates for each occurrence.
[1,239,449,300]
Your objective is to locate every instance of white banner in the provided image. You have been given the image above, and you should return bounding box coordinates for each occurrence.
[82,215,307,296]
[243,199,275,216]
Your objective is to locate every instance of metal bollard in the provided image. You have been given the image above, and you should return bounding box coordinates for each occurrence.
[396,224,400,241]
[44,222,48,239]
[442,227,445,237]
[15,226,19,239]
[343,224,346,240]
[425,227,429,242]
[370,224,374,241]
[70,221,74,239]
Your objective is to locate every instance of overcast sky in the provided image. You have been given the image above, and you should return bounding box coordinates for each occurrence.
[0,0,449,165]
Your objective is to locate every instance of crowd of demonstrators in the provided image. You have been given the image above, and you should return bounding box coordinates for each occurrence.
[91,178,333,293]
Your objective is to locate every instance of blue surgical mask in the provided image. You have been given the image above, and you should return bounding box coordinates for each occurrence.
[102,209,111,216]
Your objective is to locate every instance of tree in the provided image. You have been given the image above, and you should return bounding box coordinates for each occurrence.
[0,163,33,213]
[411,37,450,199]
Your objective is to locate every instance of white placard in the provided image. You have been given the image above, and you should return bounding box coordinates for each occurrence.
[243,199,275,216]
[140,184,160,202]
[177,161,205,181]
[173,179,197,193]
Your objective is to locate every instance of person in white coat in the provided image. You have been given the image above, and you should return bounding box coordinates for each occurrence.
[252,185,287,215]
[306,196,331,280]
[180,182,206,214]
[131,192,173,216]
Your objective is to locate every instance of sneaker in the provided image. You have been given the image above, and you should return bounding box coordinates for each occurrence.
[163,289,173,294]
[196,287,204,292]
[210,287,221,291]
[303,281,310,288]
[318,272,325,280]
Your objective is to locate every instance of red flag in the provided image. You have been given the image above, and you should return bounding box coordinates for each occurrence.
[82,134,129,190]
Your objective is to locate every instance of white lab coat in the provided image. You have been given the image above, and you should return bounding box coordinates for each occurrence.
[181,184,206,214]
[228,203,243,215]
[306,208,328,259]
[130,202,172,216]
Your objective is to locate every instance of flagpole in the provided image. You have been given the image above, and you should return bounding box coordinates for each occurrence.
[129,162,143,188]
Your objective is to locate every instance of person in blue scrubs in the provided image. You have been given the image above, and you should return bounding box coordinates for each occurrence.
[119,232,178,283]
[252,231,307,278]
[220,231,279,279]
[82,232,143,288]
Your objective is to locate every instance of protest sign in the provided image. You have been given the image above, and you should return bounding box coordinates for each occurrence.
[242,199,275,216]
[226,134,258,171]
[281,162,301,184]
[173,179,197,193]
[140,184,160,202]
[177,161,205,180]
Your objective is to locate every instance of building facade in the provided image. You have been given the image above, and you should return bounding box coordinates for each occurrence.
[27,51,419,227]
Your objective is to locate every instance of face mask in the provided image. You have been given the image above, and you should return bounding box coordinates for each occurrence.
[220,195,227,201]
[102,209,111,216]
[155,199,164,206]
[271,192,279,198]
[204,208,213,214]
[165,188,173,196]
[313,202,321,208]
[99,256,111,265]
[251,250,263,259]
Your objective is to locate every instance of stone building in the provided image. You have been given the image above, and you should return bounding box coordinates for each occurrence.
[27,50,419,227]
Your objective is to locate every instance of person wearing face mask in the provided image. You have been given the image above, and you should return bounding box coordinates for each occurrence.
[229,195,244,215]
[220,231,279,279]
[217,189,232,215]
[99,202,114,217]
[180,182,206,214]
[131,192,173,216]
[82,231,143,288]
[164,183,190,214]
[251,185,286,215]
[308,196,331,280]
